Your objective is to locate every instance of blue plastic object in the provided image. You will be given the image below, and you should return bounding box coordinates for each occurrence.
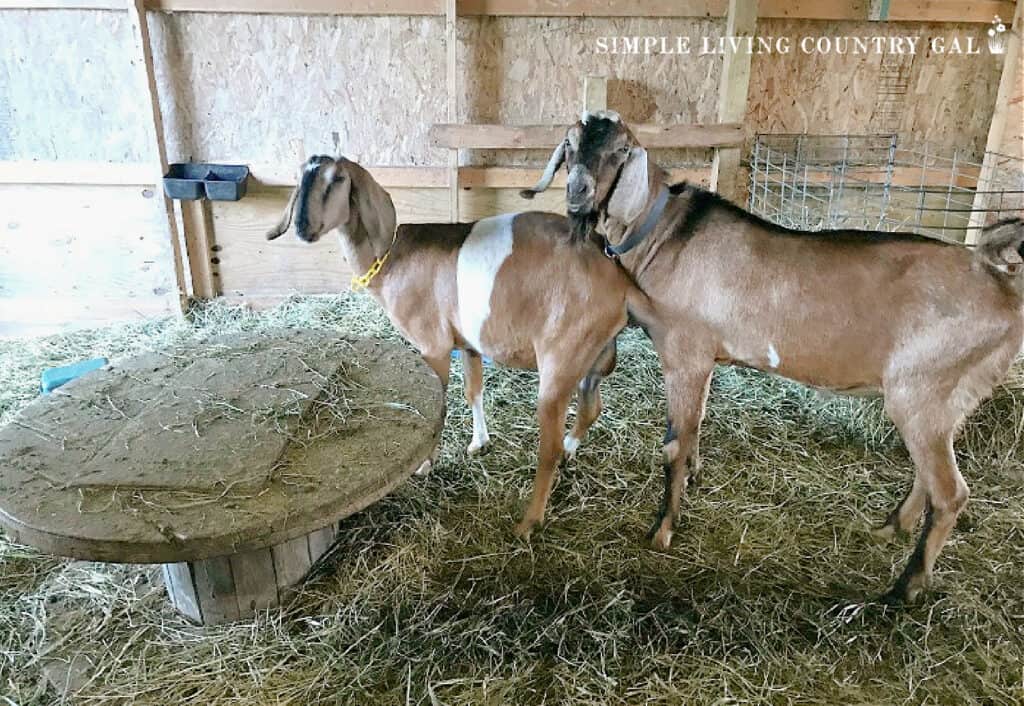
[451,351,493,366]
[40,358,108,393]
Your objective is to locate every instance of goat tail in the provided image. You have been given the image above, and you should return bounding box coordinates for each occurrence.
[975,217,1024,276]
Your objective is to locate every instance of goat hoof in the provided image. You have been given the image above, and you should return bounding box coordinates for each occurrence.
[467,438,491,456]
[414,459,433,477]
[513,518,538,540]
[650,527,674,551]
[870,522,897,544]
[562,434,581,460]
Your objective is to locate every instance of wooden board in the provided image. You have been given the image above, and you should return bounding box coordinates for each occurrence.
[191,555,241,624]
[0,333,444,563]
[432,123,744,149]
[0,0,1012,21]
[164,522,339,624]
[0,184,179,336]
[229,547,279,615]
[711,0,758,201]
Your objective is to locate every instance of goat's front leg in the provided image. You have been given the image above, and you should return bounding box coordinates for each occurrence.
[649,362,714,550]
[415,350,452,476]
[463,350,491,455]
[514,371,575,538]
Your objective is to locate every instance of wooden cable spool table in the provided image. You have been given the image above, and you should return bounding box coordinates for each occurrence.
[0,332,444,624]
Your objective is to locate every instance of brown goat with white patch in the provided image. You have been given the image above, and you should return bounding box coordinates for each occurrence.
[524,111,1024,603]
[267,155,647,535]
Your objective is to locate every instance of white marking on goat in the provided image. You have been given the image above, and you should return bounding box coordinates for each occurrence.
[467,393,490,454]
[456,213,517,355]
[305,161,320,172]
[322,164,336,183]
[563,433,581,458]
[767,343,780,369]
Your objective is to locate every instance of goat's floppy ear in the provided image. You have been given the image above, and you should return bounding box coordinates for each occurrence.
[345,160,396,243]
[266,185,299,240]
[520,140,566,200]
[607,146,649,225]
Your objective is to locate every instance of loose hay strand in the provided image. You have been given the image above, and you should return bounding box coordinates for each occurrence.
[0,293,1023,704]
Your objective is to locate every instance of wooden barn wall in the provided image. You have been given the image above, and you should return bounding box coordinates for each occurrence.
[0,184,178,338]
[0,8,1016,321]
[747,19,1003,155]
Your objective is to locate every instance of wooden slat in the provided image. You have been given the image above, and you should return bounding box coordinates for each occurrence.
[191,555,240,623]
[127,0,188,313]
[446,0,459,222]
[247,163,448,188]
[0,161,153,186]
[306,524,337,562]
[0,0,1011,21]
[181,199,219,300]
[431,123,743,150]
[710,0,757,201]
[966,0,1023,244]
[458,166,709,188]
[271,535,312,589]
[228,547,279,617]
[162,563,201,623]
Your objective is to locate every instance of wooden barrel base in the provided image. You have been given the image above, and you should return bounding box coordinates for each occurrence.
[161,523,338,624]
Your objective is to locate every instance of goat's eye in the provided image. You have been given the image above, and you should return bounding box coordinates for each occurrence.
[620,145,630,154]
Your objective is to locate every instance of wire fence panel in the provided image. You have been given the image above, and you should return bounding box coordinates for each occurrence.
[748,134,1024,243]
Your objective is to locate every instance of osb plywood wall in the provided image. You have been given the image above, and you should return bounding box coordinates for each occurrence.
[0,10,151,161]
[0,184,178,336]
[1,10,1009,167]
[747,19,1003,156]
[0,8,1018,321]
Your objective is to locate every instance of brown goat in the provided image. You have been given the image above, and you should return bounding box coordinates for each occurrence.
[267,155,646,536]
[524,111,1024,603]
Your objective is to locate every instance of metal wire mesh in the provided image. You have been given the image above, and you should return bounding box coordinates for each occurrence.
[748,134,1024,243]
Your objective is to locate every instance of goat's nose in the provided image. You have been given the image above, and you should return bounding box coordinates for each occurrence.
[569,180,588,197]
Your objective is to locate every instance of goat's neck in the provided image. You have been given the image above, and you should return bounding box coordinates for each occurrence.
[611,162,672,277]
[335,221,392,290]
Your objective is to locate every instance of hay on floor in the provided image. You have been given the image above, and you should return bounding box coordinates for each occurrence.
[1,294,1023,704]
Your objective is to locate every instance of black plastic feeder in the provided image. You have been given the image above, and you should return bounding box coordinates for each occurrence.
[163,163,249,202]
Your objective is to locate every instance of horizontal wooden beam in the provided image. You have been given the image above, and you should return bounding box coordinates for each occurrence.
[0,0,1011,22]
[431,123,744,150]
[0,161,155,185]
[246,163,449,188]
[459,165,710,188]
[1,161,988,190]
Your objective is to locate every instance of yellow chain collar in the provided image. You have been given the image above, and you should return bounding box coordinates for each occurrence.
[350,251,389,291]
[350,227,398,291]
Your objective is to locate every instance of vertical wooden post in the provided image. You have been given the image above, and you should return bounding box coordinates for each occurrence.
[583,75,608,113]
[126,0,189,312]
[181,200,219,299]
[710,0,758,203]
[445,0,459,222]
[966,0,1022,245]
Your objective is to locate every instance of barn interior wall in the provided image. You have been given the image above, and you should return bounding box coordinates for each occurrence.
[0,8,1016,328]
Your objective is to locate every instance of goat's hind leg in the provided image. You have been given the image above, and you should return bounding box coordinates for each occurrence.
[882,394,969,603]
[463,350,491,456]
[650,361,714,550]
[564,338,617,459]
[871,472,927,543]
